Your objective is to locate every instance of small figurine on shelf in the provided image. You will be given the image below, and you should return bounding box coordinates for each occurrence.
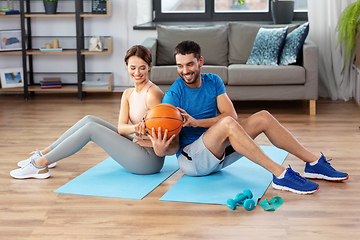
[7,0,14,11]
[89,36,103,52]
[40,41,62,52]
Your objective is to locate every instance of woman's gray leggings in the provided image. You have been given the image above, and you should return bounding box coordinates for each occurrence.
[44,115,165,175]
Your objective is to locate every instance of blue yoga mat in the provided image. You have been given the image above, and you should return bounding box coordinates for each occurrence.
[54,155,179,200]
[160,146,288,206]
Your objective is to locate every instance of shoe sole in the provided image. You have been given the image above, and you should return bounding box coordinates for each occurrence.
[18,162,57,168]
[10,172,51,179]
[303,172,349,182]
[272,182,319,195]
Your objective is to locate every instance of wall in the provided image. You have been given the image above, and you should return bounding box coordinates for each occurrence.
[0,0,156,91]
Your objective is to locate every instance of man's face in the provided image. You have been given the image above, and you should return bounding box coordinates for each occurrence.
[175,53,203,87]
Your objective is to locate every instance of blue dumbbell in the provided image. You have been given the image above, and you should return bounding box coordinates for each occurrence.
[227,189,255,211]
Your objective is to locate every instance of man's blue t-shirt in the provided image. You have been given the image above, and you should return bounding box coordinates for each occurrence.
[162,73,226,157]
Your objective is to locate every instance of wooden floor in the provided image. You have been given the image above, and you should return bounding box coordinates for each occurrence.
[1,93,359,240]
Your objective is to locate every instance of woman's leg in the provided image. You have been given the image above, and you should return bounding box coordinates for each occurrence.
[18,115,118,167]
[40,122,164,175]
[48,115,118,151]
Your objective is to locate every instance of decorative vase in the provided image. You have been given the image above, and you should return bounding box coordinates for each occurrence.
[43,1,58,15]
[271,1,294,24]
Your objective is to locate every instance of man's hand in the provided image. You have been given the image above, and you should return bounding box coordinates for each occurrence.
[148,127,176,157]
[177,108,198,127]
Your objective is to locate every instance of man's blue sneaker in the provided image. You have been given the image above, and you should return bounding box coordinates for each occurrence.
[272,166,319,194]
[303,153,349,181]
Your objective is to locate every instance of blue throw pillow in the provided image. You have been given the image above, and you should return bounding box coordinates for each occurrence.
[246,27,288,66]
[279,22,310,65]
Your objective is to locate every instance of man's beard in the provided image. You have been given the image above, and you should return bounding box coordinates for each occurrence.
[179,68,200,85]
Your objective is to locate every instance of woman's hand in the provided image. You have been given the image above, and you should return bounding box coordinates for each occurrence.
[177,107,197,127]
[134,118,147,135]
[148,127,176,157]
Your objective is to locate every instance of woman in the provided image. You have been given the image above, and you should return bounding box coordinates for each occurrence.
[10,45,168,179]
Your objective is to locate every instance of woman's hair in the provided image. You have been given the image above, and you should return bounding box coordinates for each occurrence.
[124,45,152,66]
[173,40,201,60]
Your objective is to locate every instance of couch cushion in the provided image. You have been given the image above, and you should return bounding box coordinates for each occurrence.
[227,64,305,86]
[200,66,228,84]
[150,66,178,85]
[156,25,228,66]
[280,22,310,65]
[150,65,228,85]
[246,27,288,66]
[228,22,300,64]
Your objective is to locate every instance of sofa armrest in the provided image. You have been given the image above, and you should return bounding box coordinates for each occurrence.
[302,40,319,100]
[142,37,157,66]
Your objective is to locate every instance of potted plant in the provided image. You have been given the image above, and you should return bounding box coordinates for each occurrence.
[237,0,294,24]
[336,0,360,71]
[271,0,294,24]
[43,0,58,14]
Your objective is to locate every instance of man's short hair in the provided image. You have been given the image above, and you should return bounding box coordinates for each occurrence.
[174,40,201,60]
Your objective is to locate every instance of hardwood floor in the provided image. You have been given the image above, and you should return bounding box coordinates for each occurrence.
[0,93,359,240]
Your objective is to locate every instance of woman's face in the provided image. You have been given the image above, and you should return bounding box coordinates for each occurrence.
[127,56,151,84]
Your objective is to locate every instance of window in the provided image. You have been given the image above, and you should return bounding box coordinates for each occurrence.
[153,0,307,22]
[161,0,206,13]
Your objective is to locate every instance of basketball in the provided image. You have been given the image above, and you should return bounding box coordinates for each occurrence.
[145,103,183,139]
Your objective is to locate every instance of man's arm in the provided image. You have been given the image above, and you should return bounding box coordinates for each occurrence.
[180,92,237,128]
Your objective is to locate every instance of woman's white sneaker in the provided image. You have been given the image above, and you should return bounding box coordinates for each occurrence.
[10,161,50,179]
[17,150,57,168]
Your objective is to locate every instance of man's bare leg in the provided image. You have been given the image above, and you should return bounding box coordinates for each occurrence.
[239,110,318,163]
[202,116,285,177]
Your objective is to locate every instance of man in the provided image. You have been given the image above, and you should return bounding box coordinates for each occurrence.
[149,40,348,194]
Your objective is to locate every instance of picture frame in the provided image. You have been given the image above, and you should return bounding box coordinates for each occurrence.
[0,68,24,88]
[89,36,103,52]
[0,30,22,51]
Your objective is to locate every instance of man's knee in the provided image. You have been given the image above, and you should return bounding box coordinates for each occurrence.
[255,110,274,122]
[218,116,242,130]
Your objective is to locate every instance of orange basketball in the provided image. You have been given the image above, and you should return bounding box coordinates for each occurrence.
[145,103,183,139]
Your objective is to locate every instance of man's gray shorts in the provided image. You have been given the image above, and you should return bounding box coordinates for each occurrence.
[178,133,243,176]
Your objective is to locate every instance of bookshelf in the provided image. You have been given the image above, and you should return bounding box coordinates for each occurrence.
[0,12,22,92]
[0,0,113,100]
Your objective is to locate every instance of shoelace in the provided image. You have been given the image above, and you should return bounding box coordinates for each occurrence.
[29,149,39,155]
[29,149,42,161]
[319,152,336,170]
[287,166,307,184]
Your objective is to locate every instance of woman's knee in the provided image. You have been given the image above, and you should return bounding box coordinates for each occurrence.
[82,115,97,123]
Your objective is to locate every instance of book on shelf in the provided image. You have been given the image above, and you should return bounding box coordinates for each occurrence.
[43,77,61,82]
[41,77,62,88]
[0,10,20,15]
[41,84,62,89]
[40,81,62,86]
[39,48,63,52]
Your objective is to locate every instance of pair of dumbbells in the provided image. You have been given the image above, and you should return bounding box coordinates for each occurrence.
[227,189,255,211]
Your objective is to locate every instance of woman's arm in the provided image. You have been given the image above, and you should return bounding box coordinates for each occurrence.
[117,88,137,135]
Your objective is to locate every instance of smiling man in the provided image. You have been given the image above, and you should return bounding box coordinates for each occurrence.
[149,40,348,195]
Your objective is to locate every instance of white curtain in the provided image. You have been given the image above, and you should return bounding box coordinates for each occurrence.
[136,0,152,25]
[308,0,357,101]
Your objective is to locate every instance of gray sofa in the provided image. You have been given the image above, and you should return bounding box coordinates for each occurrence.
[142,22,318,115]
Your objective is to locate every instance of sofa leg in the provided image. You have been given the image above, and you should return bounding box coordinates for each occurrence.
[309,100,316,115]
